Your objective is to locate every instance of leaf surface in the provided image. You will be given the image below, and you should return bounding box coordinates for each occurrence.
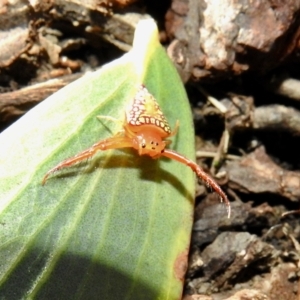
[0,19,195,299]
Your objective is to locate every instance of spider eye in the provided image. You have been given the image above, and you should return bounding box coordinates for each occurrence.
[142,143,146,148]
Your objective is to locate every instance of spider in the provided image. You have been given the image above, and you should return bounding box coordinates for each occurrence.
[42,84,231,218]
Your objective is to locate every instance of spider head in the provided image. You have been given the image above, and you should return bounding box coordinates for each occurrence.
[133,129,167,158]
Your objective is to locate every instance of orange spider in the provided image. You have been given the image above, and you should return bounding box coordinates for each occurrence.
[42,84,231,217]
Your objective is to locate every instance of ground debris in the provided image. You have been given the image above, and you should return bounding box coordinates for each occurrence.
[226,146,300,201]
[187,232,277,294]
[166,0,300,82]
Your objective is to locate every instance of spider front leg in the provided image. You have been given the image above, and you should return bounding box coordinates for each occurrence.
[42,135,133,185]
[162,149,231,218]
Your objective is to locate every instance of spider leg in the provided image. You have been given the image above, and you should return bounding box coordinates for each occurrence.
[97,115,123,125]
[42,135,133,185]
[169,120,179,137]
[161,149,231,218]
[97,116,124,135]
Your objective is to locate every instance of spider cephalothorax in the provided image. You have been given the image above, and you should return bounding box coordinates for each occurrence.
[43,84,231,218]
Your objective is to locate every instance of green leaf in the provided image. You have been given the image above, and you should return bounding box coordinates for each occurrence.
[0,19,195,299]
